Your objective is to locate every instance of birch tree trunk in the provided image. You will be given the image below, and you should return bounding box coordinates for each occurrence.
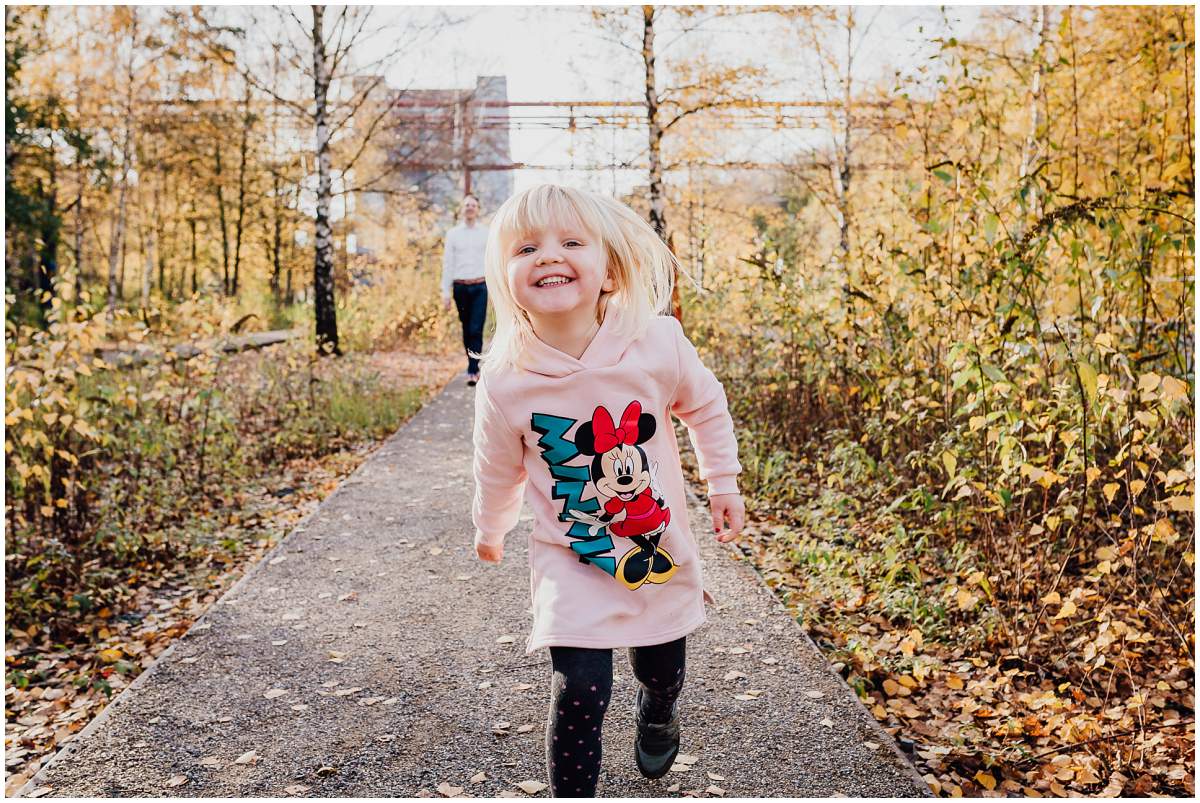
[642,5,667,242]
[1019,5,1049,219]
[312,4,340,355]
[232,82,251,297]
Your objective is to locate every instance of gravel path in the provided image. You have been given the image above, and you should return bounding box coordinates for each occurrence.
[19,376,930,798]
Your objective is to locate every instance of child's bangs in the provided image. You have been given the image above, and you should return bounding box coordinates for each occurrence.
[498,186,601,249]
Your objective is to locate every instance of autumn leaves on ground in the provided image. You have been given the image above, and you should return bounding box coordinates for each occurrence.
[6,4,1196,800]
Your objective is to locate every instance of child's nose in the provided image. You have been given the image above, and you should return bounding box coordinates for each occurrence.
[536,247,564,265]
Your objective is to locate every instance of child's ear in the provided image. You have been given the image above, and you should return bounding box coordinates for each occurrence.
[635,414,656,444]
[601,270,615,293]
[575,423,597,455]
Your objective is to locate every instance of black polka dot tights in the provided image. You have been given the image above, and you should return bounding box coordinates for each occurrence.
[546,637,686,797]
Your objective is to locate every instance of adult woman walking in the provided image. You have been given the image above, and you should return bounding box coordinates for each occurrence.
[442,193,490,385]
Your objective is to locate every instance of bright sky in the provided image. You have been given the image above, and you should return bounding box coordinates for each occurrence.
[369,5,989,194]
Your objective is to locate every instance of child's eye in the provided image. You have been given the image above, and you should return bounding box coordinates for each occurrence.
[516,245,536,255]
[564,240,582,247]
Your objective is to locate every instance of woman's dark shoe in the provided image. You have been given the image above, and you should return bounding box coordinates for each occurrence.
[467,373,479,386]
[634,687,680,779]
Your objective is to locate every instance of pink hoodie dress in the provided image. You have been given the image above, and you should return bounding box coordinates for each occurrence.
[472,312,741,653]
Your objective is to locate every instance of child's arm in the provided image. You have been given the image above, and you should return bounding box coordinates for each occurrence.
[472,377,527,562]
[668,317,745,541]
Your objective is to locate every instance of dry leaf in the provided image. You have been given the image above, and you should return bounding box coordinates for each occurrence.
[235,750,259,765]
[707,772,726,781]
[517,724,536,733]
[496,635,516,645]
[284,784,310,795]
[437,782,464,798]
[515,779,547,795]
[723,670,747,681]
[470,772,488,784]
[804,690,824,699]
[706,785,726,797]
[263,688,288,700]
[166,775,188,788]
[675,754,699,765]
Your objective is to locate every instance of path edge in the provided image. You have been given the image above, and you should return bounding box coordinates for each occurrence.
[16,373,459,798]
[684,484,933,797]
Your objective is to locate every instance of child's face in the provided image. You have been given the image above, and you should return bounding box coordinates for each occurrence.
[505,223,614,323]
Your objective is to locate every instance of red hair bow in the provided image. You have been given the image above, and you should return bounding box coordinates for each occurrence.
[592,401,641,453]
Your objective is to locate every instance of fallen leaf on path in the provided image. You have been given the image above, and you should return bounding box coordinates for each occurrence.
[455,575,473,582]
[729,647,750,655]
[235,750,259,765]
[707,772,726,781]
[327,651,347,664]
[760,657,778,665]
[429,547,444,556]
[359,697,385,706]
[517,724,536,733]
[667,783,681,792]
[269,556,287,565]
[284,784,310,795]
[478,682,493,690]
[316,766,337,777]
[804,690,824,698]
[496,635,516,645]
[515,779,547,794]
[819,717,834,728]
[676,754,699,765]
[723,670,746,681]
[166,775,188,787]
[264,688,288,700]
[332,687,362,697]
[470,772,488,784]
[337,592,358,602]
[706,785,726,797]
[271,640,288,646]
[513,683,533,691]
[199,756,221,767]
[437,781,464,797]
[670,763,694,773]
[863,741,879,751]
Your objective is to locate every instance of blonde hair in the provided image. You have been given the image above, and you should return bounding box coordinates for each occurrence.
[481,184,678,372]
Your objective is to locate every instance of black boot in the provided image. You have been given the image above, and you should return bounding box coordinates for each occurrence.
[633,686,680,779]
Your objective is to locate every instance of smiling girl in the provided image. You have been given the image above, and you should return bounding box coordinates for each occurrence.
[471,184,744,797]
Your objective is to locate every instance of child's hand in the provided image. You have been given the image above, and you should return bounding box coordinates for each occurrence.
[475,531,504,564]
[709,493,745,543]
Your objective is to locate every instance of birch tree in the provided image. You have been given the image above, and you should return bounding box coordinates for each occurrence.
[194,5,446,356]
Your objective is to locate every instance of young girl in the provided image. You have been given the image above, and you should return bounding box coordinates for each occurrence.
[471,184,744,797]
